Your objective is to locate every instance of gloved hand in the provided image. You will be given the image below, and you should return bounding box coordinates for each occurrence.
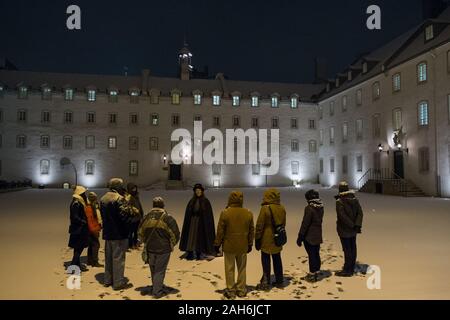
[247,246,252,253]
[255,239,261,251]
[354,225,362,234]
[296,237,303,247]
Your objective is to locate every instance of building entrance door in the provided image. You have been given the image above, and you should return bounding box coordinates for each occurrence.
[393,151,404,178]
[169,163,182,180]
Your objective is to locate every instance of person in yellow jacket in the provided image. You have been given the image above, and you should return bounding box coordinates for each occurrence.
[255,188,287,290]
[214,191,254,299]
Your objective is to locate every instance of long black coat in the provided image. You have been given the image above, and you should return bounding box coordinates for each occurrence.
[336,191,364,238]
[68,198,89,249]
[298,204,324,246]
[179,196,216,255]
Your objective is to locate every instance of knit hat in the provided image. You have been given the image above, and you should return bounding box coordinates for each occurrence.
[305,189,319,201]
[338,181,350,193]
[108,178,124,191]
[87,192,97,202]
[193,183,204,192]
[153,196,165,208]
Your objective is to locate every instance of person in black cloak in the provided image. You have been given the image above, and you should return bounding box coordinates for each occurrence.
[126,182,144,250]
[179,184,216,260]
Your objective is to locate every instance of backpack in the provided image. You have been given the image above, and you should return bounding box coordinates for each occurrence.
[268,205,287,247]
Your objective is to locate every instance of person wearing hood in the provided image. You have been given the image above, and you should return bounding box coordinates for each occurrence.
[126,183,144,250]
[255,188,287,290]
[86,192,103,267]
[68,186,90,272]
[100,178,141,291]
[179,183,216,260]
[214,191,254,299]
[297,189,324,282]
[334,181,364,277]
[138,197,180,299]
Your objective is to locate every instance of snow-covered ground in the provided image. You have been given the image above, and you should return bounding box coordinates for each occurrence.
[0,187,450,300]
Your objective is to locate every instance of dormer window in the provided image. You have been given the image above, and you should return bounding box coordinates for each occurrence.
[171,92,181,105]
[425,25,434,41]
[87,89,96,102]
[212,94,221,106]
[130,89,140,104]
[109,89,118,103]
[326,83,330,92]
[335,78,340,87]
[290,96,298,109]
[18,86,28,99]
[64,88,74,101]
[232,95,240,107]
[251,95,259,107]
[362,62,368,74]
[42,87,52,100]
[347,70,352,81]
[193,93,202,105]
[271,95,279,108]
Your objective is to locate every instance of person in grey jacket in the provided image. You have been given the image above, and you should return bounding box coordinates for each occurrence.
[334,181,364,277]
[138,197,180,298]
[297,189,324,282]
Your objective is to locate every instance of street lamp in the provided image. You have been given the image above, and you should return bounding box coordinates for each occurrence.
[60,157,78,187]
[378,143,389,154]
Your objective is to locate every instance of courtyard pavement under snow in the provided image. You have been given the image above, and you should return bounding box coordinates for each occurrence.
[0,187,449,300]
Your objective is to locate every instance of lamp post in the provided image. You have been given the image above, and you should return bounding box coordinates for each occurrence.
[60,157,78,187]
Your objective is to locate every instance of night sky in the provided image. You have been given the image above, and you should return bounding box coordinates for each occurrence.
[0,0,425,83]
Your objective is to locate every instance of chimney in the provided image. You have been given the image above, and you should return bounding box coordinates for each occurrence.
[141,69,150,95]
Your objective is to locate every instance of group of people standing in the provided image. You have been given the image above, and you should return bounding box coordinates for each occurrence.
[67,180,364,299]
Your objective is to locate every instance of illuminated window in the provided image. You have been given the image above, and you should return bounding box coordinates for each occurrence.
[172,92,180,105]
[87,112,96,124]
[291,118,298,129]
[16,135,26,148]
[417,62,427,83]
[85,160,95,175]
[129,113,138,125]
[149,137,158,150]
[108,136,117,149]
[213,95,221,106]
[291,139,299,152]
[392,73,401,92]
[418,101,429,126]
[291,161,299,175]
[393,108,402,130]
[309,140,317,153]
[342,122,348,142]
[357,155,363,172]
[251,96,259,107]
[425,25,434,41]
[40,159,50,175]
[63,136,73,149]
[232,95,240,107]
[40,135,50,149]
[41,110,51,123]
[17,109,27,122]
[64,111,73,124]
[109,113,117,124]
[129,160,138,176]
[129,136,139,150]
[42,87,52,100]
[18,86,28,99]
[109,90,118,103]
[271,96,279,108]
[87,89,96,102]
[194,94,202,105]
[356,119,363,140]
[64,88,74,101]
[290,96,298,109]
[151,114,159,126]
[86,135,95,149]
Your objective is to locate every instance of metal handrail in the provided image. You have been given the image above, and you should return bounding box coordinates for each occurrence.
[358,168,409,196]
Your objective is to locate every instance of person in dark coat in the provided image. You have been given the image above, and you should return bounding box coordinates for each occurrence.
[68,185,90,272]
[126,182,144,250]
[334,181,364,277]
[100,178,141,291]
[179,184,216,260]
[297,189,324,282]
[138,197,180,298]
